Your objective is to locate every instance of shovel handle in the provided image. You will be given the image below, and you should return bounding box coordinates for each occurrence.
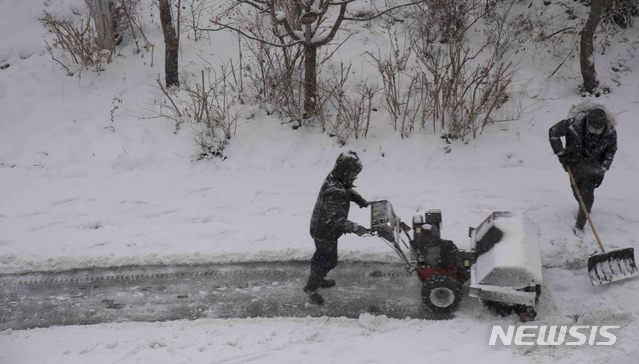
[567,167,606,253]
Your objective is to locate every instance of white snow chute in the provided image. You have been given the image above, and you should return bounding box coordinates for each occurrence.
[468,211,543,307]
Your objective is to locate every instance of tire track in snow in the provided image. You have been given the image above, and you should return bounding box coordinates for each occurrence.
[0,261,433,330]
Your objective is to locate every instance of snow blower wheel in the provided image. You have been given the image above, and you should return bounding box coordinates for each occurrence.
[421,275,462,314]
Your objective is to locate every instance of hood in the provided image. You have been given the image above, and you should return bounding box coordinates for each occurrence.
[331,151,362,184]
[568,101,616,127]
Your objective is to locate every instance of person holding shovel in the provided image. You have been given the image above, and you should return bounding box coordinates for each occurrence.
[304,151,370,305]
[549,104,617,237]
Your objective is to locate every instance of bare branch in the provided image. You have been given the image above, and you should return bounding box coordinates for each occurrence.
[541,26,576,41]
[156,76,182,118]
[270,4,303,42]
[550,38,578,77]
[319,32,354,66]
[326,0,356,5]
[343,0,424,21]
[315,3,347,46]
[44,40,72,74]
[236,0,270,12]
[199,25,300,47]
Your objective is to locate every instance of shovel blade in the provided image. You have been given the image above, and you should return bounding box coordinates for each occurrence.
[588,248,638,286]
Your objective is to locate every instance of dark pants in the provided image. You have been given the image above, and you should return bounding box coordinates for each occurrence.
[305,238,338,292]
[569,163,604,229]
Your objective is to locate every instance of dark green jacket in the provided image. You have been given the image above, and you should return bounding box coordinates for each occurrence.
[310,173,367,241]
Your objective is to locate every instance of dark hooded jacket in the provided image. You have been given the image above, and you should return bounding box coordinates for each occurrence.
[310,153,367,241]
[549,111,617,170]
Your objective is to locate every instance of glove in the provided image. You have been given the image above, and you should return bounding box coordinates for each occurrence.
[353,224,370,237]
[594,166,606,187]
[557,152,567,165]
[557,151,578,171]
[359,200,370,208]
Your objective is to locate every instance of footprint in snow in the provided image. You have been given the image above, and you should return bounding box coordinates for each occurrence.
[191,216,214,224]
[22,211,47,217]
[29,221,65,232]
[261,207,281,215]
[51,198,79,206]
[503,152,524,167]
[82,222,104,230]
[119,200,148,205]
[189,187,213,194]
[145,209,178,218]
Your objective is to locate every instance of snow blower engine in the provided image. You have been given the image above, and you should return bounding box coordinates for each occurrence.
[370,200,542,321]
[370,201,472,315]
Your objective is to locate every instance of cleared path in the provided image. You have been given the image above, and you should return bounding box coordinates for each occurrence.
[0,261,434,330]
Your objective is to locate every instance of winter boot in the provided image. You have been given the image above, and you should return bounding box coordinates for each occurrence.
[572,225,585,239]
[319,279,336,288]
[304,287,324,305]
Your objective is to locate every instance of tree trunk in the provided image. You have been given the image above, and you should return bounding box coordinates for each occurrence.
[159,0,179,87]
[303,44,317,118]
[90,0,114,50]
[580,0,603,93]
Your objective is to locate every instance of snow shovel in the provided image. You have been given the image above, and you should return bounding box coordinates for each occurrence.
[567,167,638,285]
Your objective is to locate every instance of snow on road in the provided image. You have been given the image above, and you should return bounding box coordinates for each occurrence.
[2,314,637,364]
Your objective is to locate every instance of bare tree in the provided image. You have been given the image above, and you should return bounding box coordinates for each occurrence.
[367,0,515,140]
[159,0,179,87]
[183,0,206,41]
[89,0,115,49]
[580,0,612,93]
[208,0,423,118]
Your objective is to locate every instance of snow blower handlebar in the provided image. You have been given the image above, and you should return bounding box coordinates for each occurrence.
[368,200,415,273]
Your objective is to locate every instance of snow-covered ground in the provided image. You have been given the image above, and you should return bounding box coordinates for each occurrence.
[3,314,637,364]
[1,0,638,363]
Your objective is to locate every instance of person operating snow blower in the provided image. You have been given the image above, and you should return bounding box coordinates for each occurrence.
[549,104,617,237]
[304,151,370,305]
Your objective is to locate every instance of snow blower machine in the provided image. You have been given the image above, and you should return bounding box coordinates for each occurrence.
[370,201,542,321]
